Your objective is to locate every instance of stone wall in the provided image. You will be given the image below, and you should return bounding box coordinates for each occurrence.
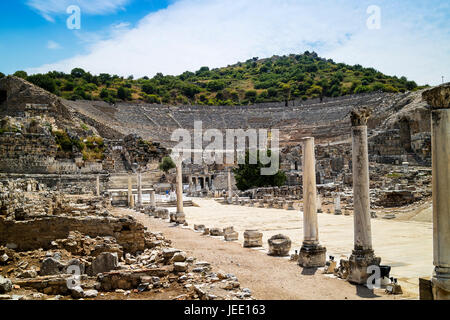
[0,215,145,253]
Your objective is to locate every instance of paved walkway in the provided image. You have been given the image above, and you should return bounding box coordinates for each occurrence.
[179,199,432,298]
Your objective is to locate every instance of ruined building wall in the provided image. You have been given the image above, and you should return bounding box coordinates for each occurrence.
[0,216,145,254]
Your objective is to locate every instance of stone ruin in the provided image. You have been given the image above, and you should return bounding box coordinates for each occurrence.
[0,178,254,300]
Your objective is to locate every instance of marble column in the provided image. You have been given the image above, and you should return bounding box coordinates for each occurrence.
[175,159,185,224]
[96,175,100,197]
[227,167,233,204]
[127,176,134,208]
[150,189,156,208]
[299,137,326,268]
[137,170,142,207]
[348,107,380,284]
[423,84,450,300]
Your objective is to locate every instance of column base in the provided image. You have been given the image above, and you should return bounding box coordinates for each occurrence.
[175,212,186,224]
[298,243,326,268]
[347,248,381,285]
[432,267,450,300]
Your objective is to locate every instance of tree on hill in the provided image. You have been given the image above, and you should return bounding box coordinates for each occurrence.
[27,74,57,94]
[233,150,287,191]
[13,71,27,79]
[159,156,176,173]
[71,68,86,78]
[117,86,131,100]
[10,51,422,105]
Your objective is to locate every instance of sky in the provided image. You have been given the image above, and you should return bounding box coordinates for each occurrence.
[0,0,449,85]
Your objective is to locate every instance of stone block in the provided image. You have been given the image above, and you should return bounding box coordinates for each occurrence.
[298,244,326,268]
[224,232,239,241]
[90,252,118,275]
[243,230,263,248]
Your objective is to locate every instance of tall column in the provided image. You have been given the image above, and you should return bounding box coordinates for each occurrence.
[137,170,142,207]
[423,84,450,300]
[96,175,100,197]
[175,158,185,224]
[150,189,156,208]
[348,107,380,284]
[127,176,134,208]
[227,167,233,204]
[299,137,326,268]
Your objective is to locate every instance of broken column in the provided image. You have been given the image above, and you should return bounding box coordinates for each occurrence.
[127,176,134,208]
[298,137,326,268]
[423,84,450,300]
[334,193,342,215]
[175,158,185,224]
[348,108,380,284]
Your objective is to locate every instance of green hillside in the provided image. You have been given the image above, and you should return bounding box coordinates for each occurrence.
[5,51,426,106]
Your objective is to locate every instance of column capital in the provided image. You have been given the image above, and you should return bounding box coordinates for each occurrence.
[423,83,450,110]
[350,107,372,126]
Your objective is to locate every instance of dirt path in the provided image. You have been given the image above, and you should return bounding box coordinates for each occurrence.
[112,208,409,300]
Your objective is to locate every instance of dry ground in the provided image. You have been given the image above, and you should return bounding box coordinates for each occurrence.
[112,201,425,300]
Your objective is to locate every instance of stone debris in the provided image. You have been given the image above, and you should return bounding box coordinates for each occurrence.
[0,179,254,300]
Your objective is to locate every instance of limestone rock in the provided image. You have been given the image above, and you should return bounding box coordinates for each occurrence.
[171,252,187,263]
[173,262,188,273]
[83,289,98,298]
[91,252,118,275]
[17,269,38,279]
[70,286,84,299]
[0,276,12,293]
[40,257,66,276]
[0,254,9,264]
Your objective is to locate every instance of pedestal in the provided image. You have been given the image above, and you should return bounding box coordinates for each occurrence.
[347,248,381,285]
[299,243,327,268]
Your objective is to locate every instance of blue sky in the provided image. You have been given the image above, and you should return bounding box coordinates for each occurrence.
[0,0,171,74]
[0,0,449,85]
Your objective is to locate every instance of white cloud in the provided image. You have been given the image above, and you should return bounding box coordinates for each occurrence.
[27,0,130,19]
[47,40,62,50]
[28,0,450,85]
